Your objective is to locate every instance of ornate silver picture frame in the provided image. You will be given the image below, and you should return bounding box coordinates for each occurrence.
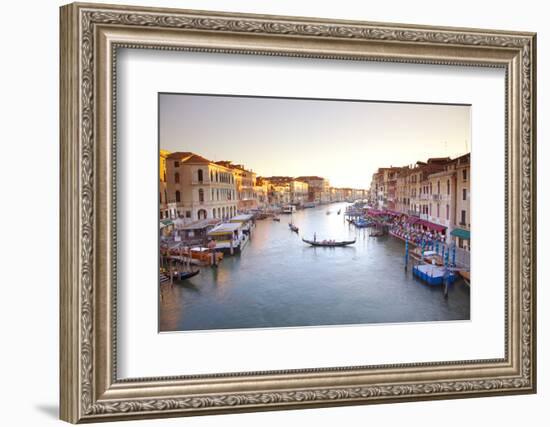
[60,2,536,423]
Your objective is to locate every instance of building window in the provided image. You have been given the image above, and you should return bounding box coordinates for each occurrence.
[198,188,204,203]
[462,169,467,181]
[175,190,181,203]
[185,210,191,218]
[437,181,440,194]
[437,203,440,217]
[174,172,179,183]
[447,180,450,195]
[163,171,166,181]
[210,170,213,182]
[446,204,449,220]
[164,190,167,204]
[462,188,467,201]
[198,169,204,182]
[461,210,466,225]
[174,161,179,168]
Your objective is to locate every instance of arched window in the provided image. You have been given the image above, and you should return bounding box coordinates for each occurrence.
[198,209,207,220]
[198,188,204,203]
[175,190,181,203]
[198,169,203,182]
[174,172,179,183]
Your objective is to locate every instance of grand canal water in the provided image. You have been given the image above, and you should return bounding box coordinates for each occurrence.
[160,202,470,331]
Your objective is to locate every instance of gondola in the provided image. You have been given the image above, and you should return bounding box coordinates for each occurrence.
[272,217,281,222]
[289,223,299,233]
[302,238,355,247]
[176,269,200,281]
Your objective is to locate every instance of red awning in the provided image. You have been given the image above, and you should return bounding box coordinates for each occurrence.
[416,219,446,232]
[367,209,385,216]
[406,216,419,224]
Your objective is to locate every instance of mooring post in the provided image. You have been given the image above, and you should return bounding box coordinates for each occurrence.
[404,237,409,271]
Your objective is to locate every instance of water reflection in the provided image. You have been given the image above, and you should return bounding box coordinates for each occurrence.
[160,202,470,332]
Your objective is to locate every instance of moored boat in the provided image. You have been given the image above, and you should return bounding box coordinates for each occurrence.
[176,269,200,281]
[282,205,296,214]
[412,264,458,286]
[302,238,355,247]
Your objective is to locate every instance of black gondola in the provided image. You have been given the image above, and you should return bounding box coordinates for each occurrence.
[302,238,355,247]
[176,270,200,281]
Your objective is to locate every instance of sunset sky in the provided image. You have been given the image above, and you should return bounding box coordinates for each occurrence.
[159,93,471,189]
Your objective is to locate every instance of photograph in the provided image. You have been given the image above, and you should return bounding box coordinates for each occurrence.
[158,93,472,332]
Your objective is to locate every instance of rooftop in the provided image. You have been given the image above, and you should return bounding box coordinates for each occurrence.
[208,222,242,235]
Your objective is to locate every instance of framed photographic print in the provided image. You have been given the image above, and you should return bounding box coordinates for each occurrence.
[60,2,537,423]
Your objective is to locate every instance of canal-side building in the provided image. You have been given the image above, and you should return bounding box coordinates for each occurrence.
[262,176,309,206]
[296,176,330,203]
[289,179,309,205]
[166,152,238,222]
[407,158,449,217]
[254,177,270,208]
[160,149,178,220]
[396,166,412,214]
[452,153,471,250]
[424,166,457,240]
[215,161,258,211]
[269,182,291,206]
[369,169,384,209]
[329,187,343,202]
[369,167,403,210]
